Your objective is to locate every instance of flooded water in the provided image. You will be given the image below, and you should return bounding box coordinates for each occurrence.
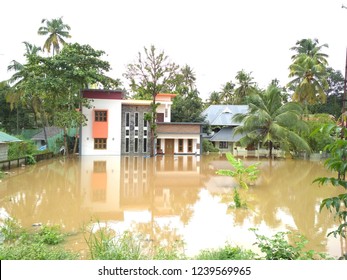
[0,154,346,259]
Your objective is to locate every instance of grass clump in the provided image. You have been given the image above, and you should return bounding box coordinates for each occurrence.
[195,243,255,260]
[85,225,144,260]
[0,218,78,260]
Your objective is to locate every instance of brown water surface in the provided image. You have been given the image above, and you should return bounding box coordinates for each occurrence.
[0,155,345,258]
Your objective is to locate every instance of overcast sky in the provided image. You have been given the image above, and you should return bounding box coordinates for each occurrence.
[1,0,347,101]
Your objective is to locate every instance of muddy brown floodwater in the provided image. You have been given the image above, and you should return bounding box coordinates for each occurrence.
[0,154,346,259]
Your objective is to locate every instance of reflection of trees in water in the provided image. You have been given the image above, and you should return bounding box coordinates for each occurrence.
[0,158,88,232]
[206,157,342,255]
[165,188,197,225]
[253,159,341,253]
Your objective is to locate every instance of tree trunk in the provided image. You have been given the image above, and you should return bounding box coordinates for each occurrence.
[149,94,157,157]
[73,135,78,155]
[63,127,69,156]
[268,141,273,158]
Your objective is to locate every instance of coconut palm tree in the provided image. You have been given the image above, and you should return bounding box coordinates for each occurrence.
[220,81,235,104]
[233,70,257,104]
[207,91,222,105]
[38,17,71,56]
[180,64,196,92]
[233,84,311,158]
[288,38,329,106]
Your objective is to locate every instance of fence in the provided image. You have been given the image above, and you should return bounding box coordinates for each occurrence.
[0,152,54,170]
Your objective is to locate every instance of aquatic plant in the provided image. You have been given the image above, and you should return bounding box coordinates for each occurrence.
[216,153,260,207]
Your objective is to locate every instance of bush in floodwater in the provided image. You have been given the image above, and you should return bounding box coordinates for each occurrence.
[0,218,78,260]
[195,243,256,260]
[35,225,65,245]
[251,229,331,260]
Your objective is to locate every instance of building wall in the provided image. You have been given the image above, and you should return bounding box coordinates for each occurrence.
[121,105,151,155]
[81,99,122,156]
[157,123,201,134]
[157,134,201,154]
[0,143,8,161]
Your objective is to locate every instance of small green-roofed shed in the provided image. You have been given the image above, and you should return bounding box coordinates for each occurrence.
[0,131,21,143]
[0,132,21,161]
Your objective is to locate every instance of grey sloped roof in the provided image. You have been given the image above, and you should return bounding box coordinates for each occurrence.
[0,131,21,143]
[201,105,248,126]
[31,127,63,141]
[210,127,245,142]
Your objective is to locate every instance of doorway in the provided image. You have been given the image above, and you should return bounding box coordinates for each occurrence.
[165,139,174,154]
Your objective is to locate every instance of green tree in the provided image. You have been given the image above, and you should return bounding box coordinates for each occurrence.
[288,38,329,106]
[313,125,347,253]
[233,84,311,157]
[173,64,196,95]
[124,45,179,156]
[171,90,205,122]
[233,70,257,104]
[308,68,344,119]
[220,81,235,104]
[206,91,222,105]
[37,17,71,56]
[7,42,120,155]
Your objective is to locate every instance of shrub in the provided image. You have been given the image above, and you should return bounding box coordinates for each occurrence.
[251,229,329,260]
[195,243,255,260]
[0,219,77,260]
[85,226,144,260]
[203,139,219,153]
[8,138,37,160]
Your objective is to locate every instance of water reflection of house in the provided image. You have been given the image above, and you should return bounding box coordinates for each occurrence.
[81,90,202,156]
[80,155,202,220]
[80,156,124,220]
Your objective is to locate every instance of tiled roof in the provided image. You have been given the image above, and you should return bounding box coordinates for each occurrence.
[0,131,21,143]
[202,105,248,126]
[210,127,245,142]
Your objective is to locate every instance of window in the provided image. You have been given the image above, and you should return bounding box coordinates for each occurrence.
[135,112,139,127]
[219,142,228,149]
[143,130,147,136]
[134,138,139,153]
[95,110,107,122]
[126,129,130,136]
[157,113,164,122]
[178,139,184,152]
[125,112,130,127]
[165,108,168,118]
[188,139,193,152]
[135,130,139,136]
[125,138,130,153]
[143,138,147,153]
[94,138,107,149]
